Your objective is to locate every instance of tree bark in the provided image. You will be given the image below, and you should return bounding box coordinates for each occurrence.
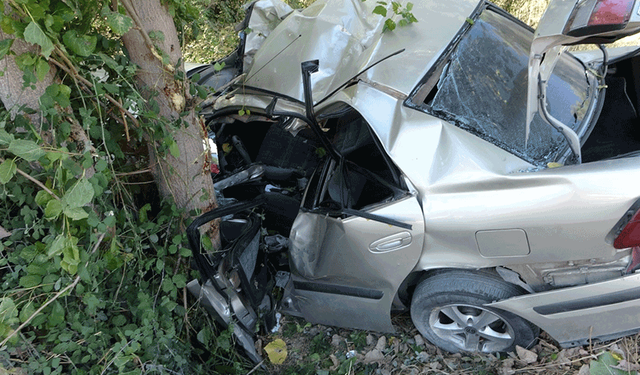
[121,0,219,240]
[0,29,55,125]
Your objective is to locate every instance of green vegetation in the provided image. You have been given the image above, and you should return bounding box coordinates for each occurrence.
[0,0,254,373]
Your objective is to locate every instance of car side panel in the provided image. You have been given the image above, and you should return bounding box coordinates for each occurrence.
[286,195,425,332]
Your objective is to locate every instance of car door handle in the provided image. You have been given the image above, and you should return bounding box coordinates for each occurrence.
[369,231,412,253]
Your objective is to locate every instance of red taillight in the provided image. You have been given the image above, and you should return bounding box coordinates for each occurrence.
[565,0,636,37]
[590,0,636,25]
[614,209,640,249]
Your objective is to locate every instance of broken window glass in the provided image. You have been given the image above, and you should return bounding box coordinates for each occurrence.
[304,107,405,211]
[428,10,594,166]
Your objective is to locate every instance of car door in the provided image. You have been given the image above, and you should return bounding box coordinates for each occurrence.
[283,107,426,332]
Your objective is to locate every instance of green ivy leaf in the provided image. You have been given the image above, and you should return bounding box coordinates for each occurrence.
[19,274,42,288]
[172,274,187,288]
[105,12,133,35]
[47,234,66,257]
[23,22,54,59]
[0,159,17,184]
[35,58,50,81]
[372,5,387,17]
[60,236,80,274]
[26,264,46,275]
[35,189,53,206]
[8,139,45,161]
[590,352,631,375]
[25,3,46,21]
[44,199,62,220]
[14,53,36,70]
[44,14,64,34]
[0,298,18,326]
[383,18,396,32]
[0,39,13,60]
[0,129,14,145]
[179,247,192,257]
[63,206,88,221]
[19,301,36,324]
[48,301,64,326]
[213,61,225,71]
[148,30,165,42]
[62,30,97,57]
[168,141,180,158]
[62,179,94,209]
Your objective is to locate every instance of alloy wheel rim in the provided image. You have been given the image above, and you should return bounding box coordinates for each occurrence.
[428,304,515,352]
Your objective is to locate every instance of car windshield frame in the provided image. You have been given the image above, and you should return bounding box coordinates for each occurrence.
[406,4,599,167]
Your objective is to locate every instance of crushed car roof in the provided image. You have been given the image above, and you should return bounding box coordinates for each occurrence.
[243,0,480,102]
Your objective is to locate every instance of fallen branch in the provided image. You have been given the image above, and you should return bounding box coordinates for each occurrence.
[0,157,61,201]
[0,275,79,348]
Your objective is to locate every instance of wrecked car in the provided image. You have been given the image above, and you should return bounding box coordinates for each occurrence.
[186,0,640,359]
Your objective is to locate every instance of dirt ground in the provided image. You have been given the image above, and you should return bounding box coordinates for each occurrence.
[255,314,640,375]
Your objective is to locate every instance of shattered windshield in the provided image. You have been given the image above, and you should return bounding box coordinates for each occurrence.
[425,10,594,166]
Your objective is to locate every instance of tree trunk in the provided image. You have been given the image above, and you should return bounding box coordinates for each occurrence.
[121,0,219,242]
[0,29,55,125]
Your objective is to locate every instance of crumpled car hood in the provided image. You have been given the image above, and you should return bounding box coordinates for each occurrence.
[243,0,480,103]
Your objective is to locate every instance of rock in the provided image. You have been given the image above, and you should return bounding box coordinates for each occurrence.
[380,370,391,375]
[391,337,401,354]
[376,336,386,351]
[556,348,577,366]
[417,351,429,363]
[516,345,538,364]
[577,364,590,375]
[414,334,425,348]
[363,349,384,364]
[331,334,342,347]
[366,334,376,346]
[500,358,515,375]
[329,354,339,371]
[399,365,418,375]
[429,361,442,370]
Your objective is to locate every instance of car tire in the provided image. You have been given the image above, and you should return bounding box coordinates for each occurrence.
[410,270,539,353]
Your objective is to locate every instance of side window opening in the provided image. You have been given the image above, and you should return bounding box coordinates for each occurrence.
[308,106,406,211]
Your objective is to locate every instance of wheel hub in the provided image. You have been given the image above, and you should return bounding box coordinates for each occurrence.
[429,304,515,352]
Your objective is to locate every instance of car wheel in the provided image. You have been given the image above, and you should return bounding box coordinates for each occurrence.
[410,270,539,353]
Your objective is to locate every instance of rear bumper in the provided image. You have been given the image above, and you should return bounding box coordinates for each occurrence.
[488,272,640,347]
